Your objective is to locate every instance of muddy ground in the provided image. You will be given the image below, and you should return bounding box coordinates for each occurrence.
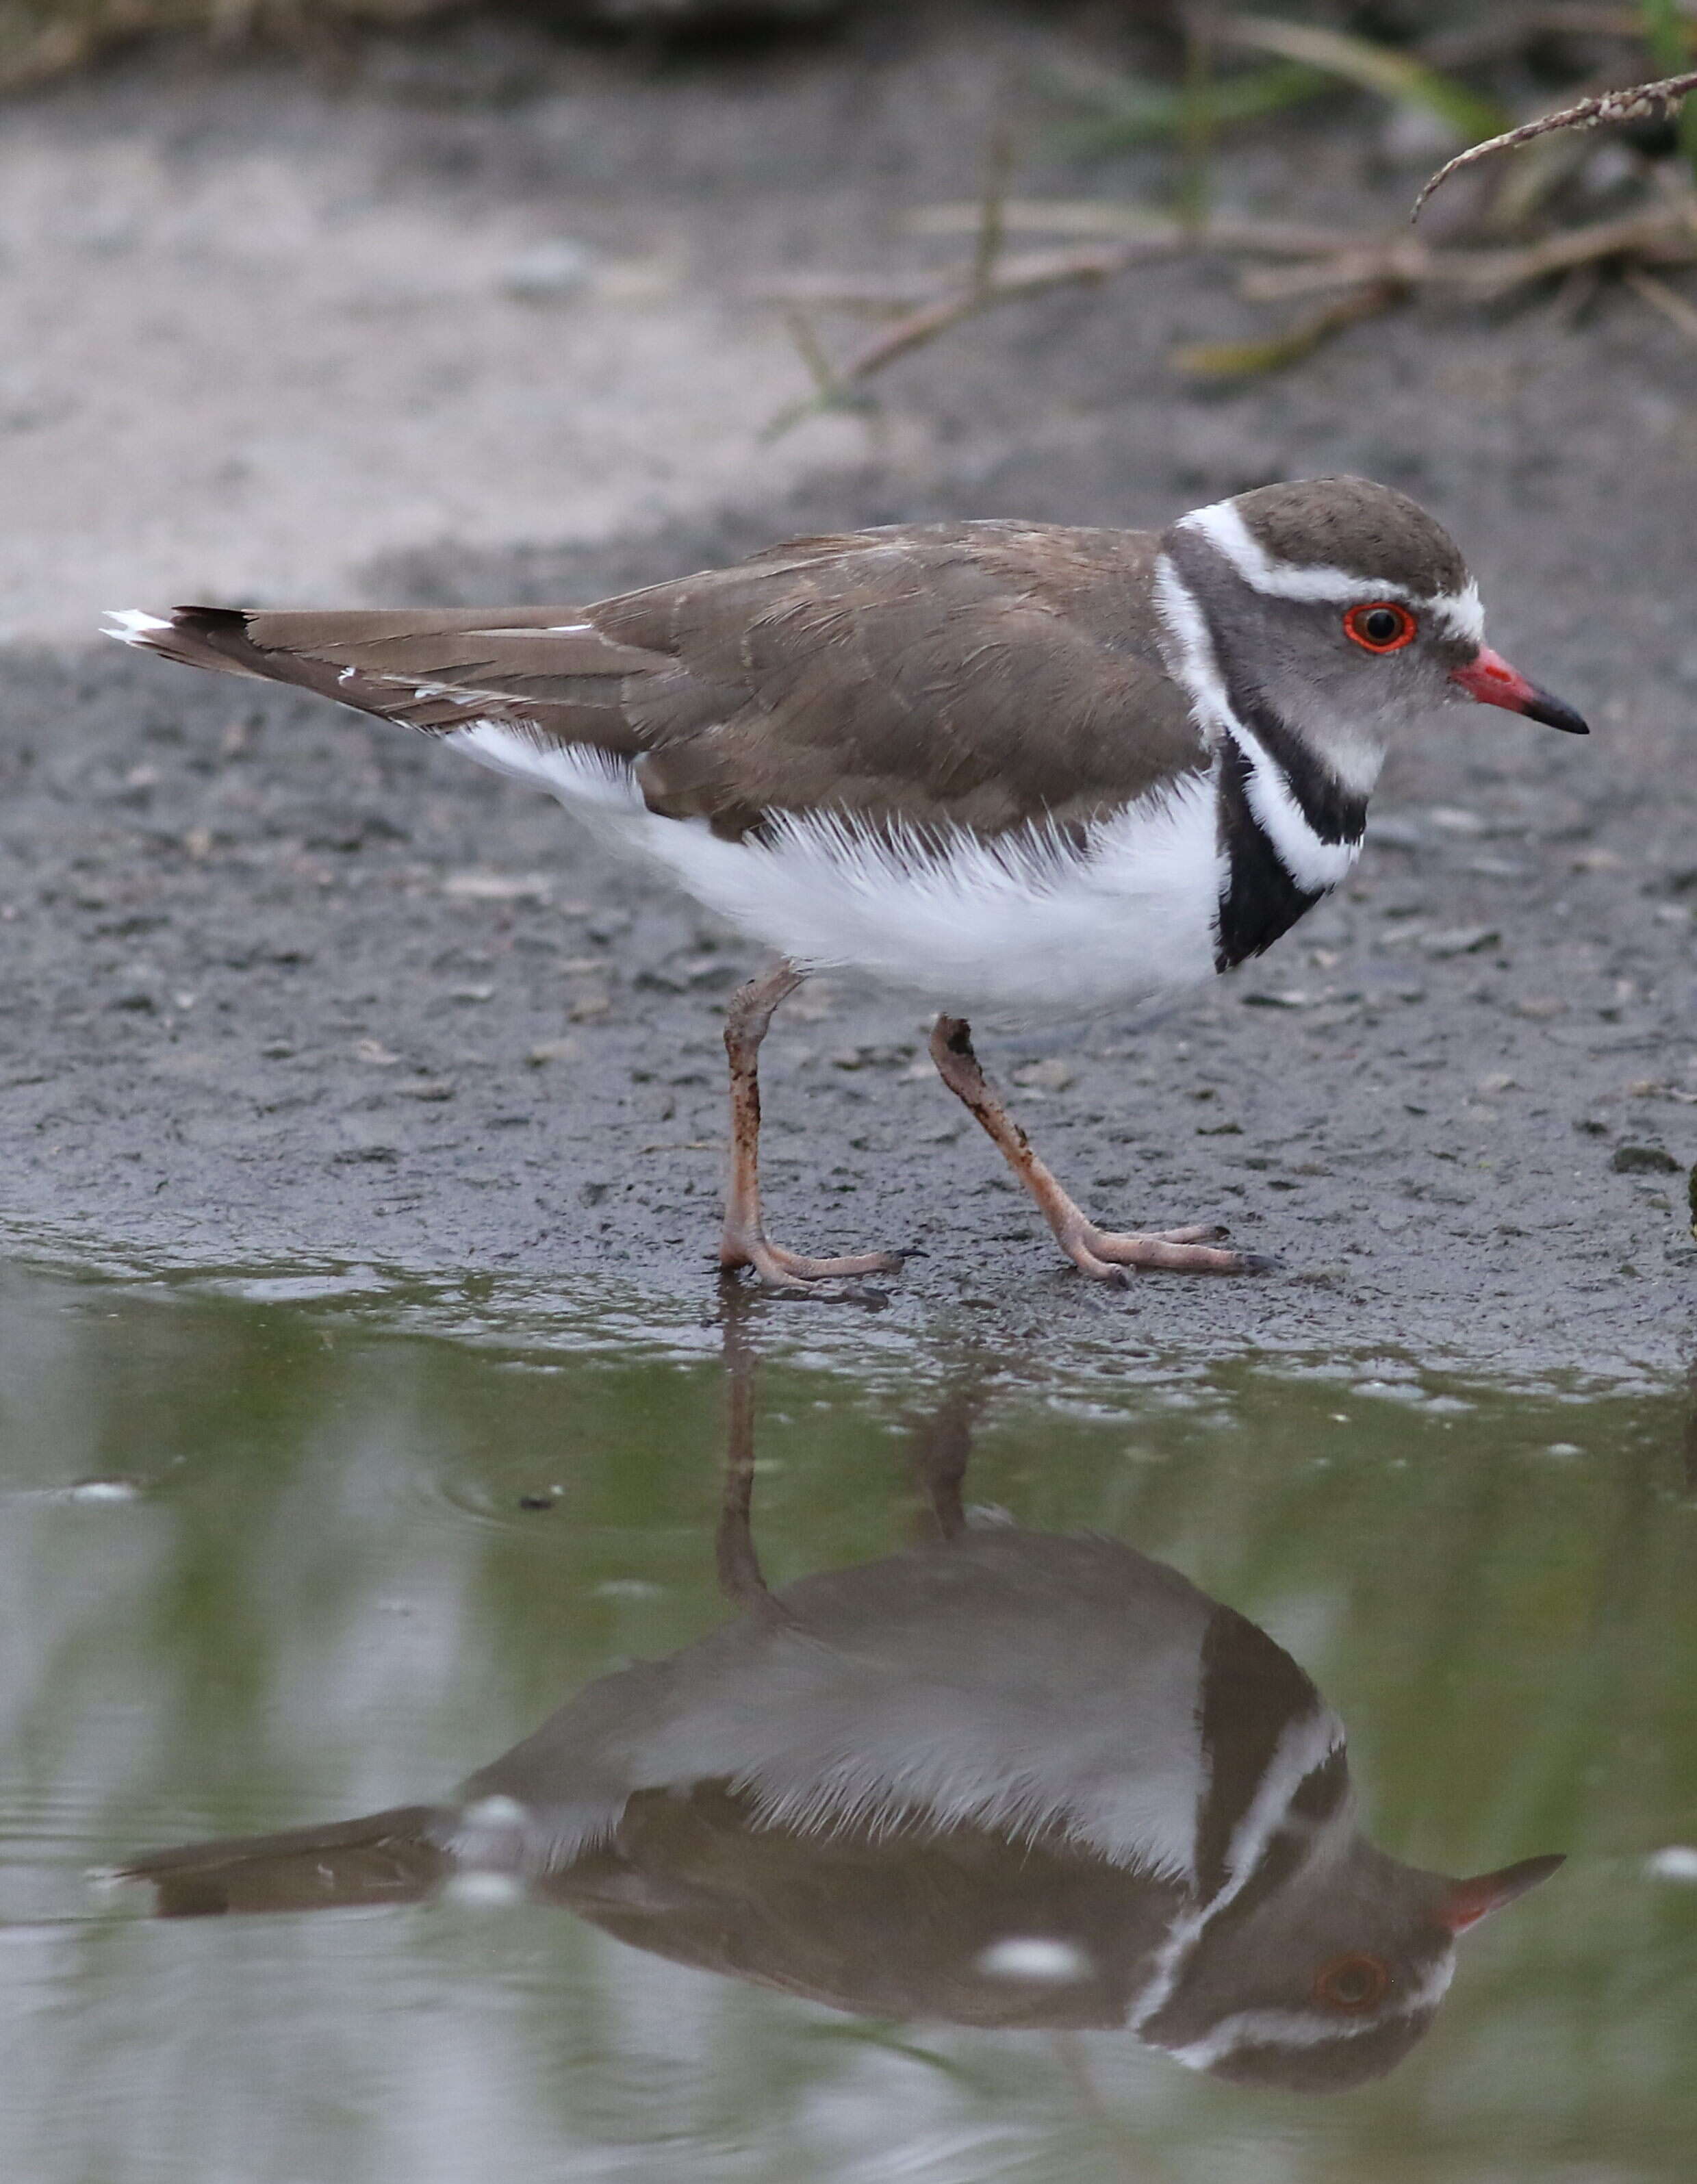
[1,6,1694,1384]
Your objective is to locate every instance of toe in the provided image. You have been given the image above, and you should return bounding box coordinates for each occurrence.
[1086,1230,1260,1275]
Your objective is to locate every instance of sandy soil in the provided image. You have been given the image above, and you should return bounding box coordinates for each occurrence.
[1,8,1694,1384]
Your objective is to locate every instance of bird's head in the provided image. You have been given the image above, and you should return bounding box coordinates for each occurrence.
[1139,1833,1564,2093]
[1157,475,1587,800]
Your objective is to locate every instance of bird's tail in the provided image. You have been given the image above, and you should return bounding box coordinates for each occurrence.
[117,1804,446,1918]
[101,602,659,750]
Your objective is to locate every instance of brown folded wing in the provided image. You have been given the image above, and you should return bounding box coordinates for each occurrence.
[142,522,1209,840]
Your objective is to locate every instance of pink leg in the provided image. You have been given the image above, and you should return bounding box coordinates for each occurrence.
[719,961,906,1296]
[929,1015,1275,1286]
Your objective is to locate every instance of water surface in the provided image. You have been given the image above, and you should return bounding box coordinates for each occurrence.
[1,1259,1693,2183]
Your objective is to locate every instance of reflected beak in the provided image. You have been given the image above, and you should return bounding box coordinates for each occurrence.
[1439,1853,1567,1934]
[1451,648,1589,734]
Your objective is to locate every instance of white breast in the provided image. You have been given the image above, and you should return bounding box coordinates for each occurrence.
[448,720,1225,1018]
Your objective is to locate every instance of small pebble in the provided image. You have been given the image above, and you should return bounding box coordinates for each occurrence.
[1012,1058,1075,1093]
[1423,807,1487,836]
[1421,927,1499,958]
[1644,1846,1697,1883]
[1611,1145,1678,1175]
[67,1478,142,1504]
[442,871,552,902]
[498,239,595,303]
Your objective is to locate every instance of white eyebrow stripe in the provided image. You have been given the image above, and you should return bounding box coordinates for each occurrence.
[1181,501,1370,603]
[1178,501,1485,646]
[1161,1951,1457,2072]
[1429,579,1483,646]
[1152,553,1232,733]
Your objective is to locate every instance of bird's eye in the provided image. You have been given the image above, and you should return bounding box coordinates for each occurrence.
[1312,1952,1390,2011]
[1344,601,1417,652]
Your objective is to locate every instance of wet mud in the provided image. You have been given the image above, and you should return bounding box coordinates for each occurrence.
[1,9,1694,1383]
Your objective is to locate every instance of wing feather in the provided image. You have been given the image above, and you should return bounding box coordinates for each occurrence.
[112,522,1210,838]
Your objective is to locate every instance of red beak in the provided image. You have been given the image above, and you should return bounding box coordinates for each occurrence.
[1438,1853,1566,1934]
[1451,648,1588,735]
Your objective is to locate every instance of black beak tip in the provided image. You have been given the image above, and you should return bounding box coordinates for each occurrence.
[1527,689,1590,736]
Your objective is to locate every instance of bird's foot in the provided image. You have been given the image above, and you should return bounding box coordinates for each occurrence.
[1058,1220,1279,1286]
[719,1232,906,1302]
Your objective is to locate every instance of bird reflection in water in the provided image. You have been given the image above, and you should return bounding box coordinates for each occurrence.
[122,1323,1561,2095]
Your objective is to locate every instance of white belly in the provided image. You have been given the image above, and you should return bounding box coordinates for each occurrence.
[448,722,1225,1017]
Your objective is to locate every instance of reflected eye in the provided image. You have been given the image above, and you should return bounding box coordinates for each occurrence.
[1344,601,1417,652]
[1312,1952,1390,2011]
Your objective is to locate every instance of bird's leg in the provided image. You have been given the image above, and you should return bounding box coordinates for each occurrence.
[907,1379,986,1545]
[928,1015,1271,1286]
[713,1293,796,1624]
[719,959,906,1295]
[715,1291,771,1609]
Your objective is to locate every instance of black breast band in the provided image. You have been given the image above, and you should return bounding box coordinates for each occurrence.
[1212,688,1366,972]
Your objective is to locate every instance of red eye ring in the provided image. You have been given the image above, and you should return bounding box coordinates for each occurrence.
[1312,1952,1390,2013]
[1344,601,1418,652]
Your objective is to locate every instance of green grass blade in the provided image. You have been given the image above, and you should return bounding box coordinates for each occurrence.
[1220,13,1509,144]
[1049,61,1332,158]
[1642,0,1697,174]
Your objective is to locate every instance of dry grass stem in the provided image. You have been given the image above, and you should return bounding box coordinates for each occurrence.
[1173,281,1405,377]
[971,115,1019,301]
[1623,261,1697,341]
[1240,204,1697,301]
[904,202,1345,254]
[1413,70,1697,218]
[771,178,1697,411]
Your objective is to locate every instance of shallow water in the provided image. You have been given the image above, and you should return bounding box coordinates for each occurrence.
[1,1257,1694,2183]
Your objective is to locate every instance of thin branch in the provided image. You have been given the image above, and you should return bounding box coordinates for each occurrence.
[1413,71,1697,220]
